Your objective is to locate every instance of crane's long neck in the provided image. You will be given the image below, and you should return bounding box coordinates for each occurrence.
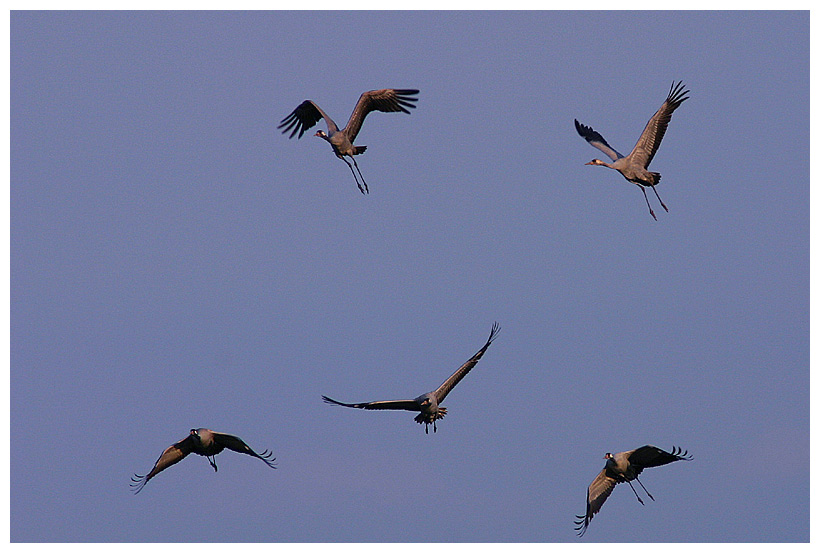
[586,159,614,169]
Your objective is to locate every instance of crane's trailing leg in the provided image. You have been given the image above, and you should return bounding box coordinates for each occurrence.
[626,480,645,505]
[208,456,218,472]
[350,156,369,195]
[340,157,367,194]
[650,185,668,213]
[634,476,655,501]
[640,187,657,221]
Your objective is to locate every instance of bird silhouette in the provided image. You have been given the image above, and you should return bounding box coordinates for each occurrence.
[575,445,692,536]
[130,428,276,494]
[575,81,689,219]
[323,323,499,433]
[279,88,419,194]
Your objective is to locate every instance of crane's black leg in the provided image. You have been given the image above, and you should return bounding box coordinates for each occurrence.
[650,185,668,213]
[433,420,437,433]
[626,480,645,505]
[340,157,366,194]
[425,423,429,435]
[208,456,218,472]
[634,476,655,501]
[640,187,657,220]
[350,157,369,195]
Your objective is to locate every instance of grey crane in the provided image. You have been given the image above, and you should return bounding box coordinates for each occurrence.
[575,81,689,220]
[130,428,277,494]
[278,88,419,194]
[322,322,499,433]
[574,445,692,536]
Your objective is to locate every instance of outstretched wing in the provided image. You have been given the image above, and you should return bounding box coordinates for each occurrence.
[627,445,693,471]
[344,88,419,143]
[574,468,618,537]
[211,431,277,469]
[322,395,420,412]
[628,81,689,169]
[278,100,338,139]
[575,119,624,161]
[433,322,500,403]
[130,434,196,494]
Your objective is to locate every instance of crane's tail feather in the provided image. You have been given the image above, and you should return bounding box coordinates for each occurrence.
[414,408,447,425]
[354,145,367,155]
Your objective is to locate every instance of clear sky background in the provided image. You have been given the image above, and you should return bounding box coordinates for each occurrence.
[10,9,808,543]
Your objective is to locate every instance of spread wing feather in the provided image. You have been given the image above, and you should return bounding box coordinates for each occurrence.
[627,445,693,469]
[628,81,689,168]
[574,468,618,537]
[433,322,500,403]
[212,431,277,469]
[322,395,420,412]
[344,89,419,143]
[130,434,196,494]
[278,100,338,139]
[575,119,624,161]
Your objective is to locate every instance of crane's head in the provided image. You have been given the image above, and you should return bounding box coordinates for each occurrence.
[415,393,437,413]
[585,159,607,166]
[314,130,328,140]
[603,452,614,460]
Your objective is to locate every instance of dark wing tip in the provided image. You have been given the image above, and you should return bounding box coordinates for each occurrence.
[667,81,690,106]
[322,395,348,407]
[573,515,590,537]
[574,119,594,139]
[277,112,293,128]
[278,100,323,139]
[277,113,304,139]
[257,449,278,468]
[670,446,694,461]
[130,474,148,494]
[488,321,501,343]
[394,89,419,113]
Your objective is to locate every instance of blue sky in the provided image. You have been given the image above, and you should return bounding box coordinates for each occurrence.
[10,10,809,542]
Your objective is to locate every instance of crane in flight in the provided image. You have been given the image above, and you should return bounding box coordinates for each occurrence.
[575,81,689,220]
[278,88,419,194]
[574,445,692,536]
[322,323,499,434]
[130,428,277,494]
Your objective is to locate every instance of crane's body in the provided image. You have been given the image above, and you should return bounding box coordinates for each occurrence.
[575,81,689,219]
[279,88,419,194]
[586,156,660,189]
